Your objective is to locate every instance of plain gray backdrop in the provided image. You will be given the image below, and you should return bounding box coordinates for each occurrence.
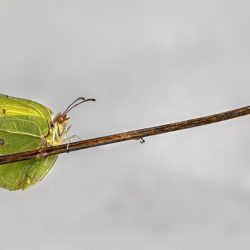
[0,1,249,249]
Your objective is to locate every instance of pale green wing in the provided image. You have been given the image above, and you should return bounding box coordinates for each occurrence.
[0,94,57,190]
[0,155,58,191]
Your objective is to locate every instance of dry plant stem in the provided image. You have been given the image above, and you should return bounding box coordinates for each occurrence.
[0,105,249,165]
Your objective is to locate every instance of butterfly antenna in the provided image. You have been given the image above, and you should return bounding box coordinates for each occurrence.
[63,97,96,114]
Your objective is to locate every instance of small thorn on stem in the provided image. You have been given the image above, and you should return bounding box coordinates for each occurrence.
[139,137,145,144]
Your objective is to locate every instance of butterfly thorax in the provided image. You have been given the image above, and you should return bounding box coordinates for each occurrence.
[45,113,70,146]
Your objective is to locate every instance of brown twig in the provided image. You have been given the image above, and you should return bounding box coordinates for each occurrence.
[0,105,249,165]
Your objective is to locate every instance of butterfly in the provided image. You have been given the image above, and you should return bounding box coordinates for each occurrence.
[0,94,95,191]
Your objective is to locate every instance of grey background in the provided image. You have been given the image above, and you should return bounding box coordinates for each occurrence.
[0,1,249,249]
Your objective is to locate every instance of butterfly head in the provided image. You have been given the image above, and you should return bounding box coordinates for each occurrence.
[46,97,95,146]
[53,113,70,124]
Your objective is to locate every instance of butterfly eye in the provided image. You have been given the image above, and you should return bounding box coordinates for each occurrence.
[58,116,64,124]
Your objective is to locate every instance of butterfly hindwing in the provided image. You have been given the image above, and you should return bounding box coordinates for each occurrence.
[0,155,58,191]
[23,155,58,190]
